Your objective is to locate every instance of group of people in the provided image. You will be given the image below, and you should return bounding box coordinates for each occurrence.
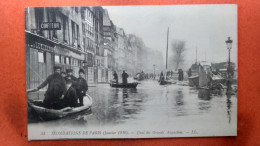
[33,66,88,109]
[112,70,129,84]
[159,69,184,82]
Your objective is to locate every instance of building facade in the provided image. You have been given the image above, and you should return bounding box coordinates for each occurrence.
[25,7,85,88]
[25,6,163,88]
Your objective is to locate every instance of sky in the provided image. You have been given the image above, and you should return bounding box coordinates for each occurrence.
[103,5,238,68]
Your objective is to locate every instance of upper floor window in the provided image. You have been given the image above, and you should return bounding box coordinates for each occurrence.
[55,55,60,64]
[71,21,79,47]
[61,14,68,42]
[75,7,79,13]
[34,7,44,36]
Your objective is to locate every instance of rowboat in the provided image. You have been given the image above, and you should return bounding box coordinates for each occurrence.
[27,94,93,121]
[110,82,138,88]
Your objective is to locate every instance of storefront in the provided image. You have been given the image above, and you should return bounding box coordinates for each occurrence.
[26,32,55,89]
[26,31,84,89]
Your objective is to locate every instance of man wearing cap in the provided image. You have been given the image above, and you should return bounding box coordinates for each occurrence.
[35,66,66,109]
[76,68,88,106]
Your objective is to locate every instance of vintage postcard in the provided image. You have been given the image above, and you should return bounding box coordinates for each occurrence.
[26,4,238,140]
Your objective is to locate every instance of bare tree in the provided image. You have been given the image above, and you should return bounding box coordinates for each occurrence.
[171,41,186,71]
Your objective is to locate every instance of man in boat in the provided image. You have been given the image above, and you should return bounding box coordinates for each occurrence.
[188,68,192,77]
[113,71,119,84]
[65,68,79,91]
[178,69,184,81]
[66,69,78,82]
[76,69,88,106]
[60,79,78,108]
[35,66,66,109]
[122,70,129,84]
[61,71,66,78]
[159,71,164,82]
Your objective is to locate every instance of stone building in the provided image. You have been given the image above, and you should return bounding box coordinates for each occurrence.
[25,7,85,88]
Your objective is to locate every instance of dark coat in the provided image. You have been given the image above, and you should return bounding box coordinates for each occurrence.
[61,86,78,108]
[37,73,66,109]
[66,75,79,88]
[122,72,129,84]
[113,73,118,83]
[77,77,88,98]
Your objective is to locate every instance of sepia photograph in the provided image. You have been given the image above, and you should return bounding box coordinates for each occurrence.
[25,4,238,140]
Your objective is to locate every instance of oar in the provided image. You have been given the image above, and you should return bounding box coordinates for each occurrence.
[27,88,38,93]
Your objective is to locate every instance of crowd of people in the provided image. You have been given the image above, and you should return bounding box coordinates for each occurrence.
[32,66,88,109]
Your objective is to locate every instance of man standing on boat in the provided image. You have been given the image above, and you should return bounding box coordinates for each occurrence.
[113,71,119,84]
[76,69,88,106]
[34,66,66,109]
[159,71,164,82]
[122,70,129,84]
[188,68,192,77]
[178,69,184,81]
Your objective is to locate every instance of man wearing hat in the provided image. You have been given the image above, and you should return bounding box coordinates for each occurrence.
[76,68,88,106]
[122,70,129,84]
[60,79,78,108]
[65,68,78,82]
[34,66,66,109]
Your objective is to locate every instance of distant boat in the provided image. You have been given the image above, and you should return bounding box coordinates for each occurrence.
[188,63,209,88]
[110,82,139,88]
[28,94,93,121]
[188,75,199,87]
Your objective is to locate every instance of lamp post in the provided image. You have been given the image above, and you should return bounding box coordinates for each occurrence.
[225,37,233,93]
[153,64,156,79]
[83,60,88,79]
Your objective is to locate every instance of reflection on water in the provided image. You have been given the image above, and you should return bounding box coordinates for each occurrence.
[227,95,232,124]
[28,80,237,130]
[173,89,186,116]
[198,89,212,111]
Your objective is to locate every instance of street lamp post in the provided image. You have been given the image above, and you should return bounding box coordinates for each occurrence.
[225,37,233,93]
[153,64,156,80]
[83,60,88,79]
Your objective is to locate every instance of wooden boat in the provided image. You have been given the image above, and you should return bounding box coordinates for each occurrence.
[27,94,93,121]
[159,80,176,85]
[188,75,199,87]
[110,82,138,88]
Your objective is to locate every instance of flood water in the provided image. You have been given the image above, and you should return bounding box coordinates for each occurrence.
[28,79,237,136]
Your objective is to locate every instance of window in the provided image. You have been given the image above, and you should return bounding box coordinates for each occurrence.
[83,38,87,52]
[82,23,85,35]
[55,55,60,63]
[62,14,68,42]
[65,57,70,65]
[78,60,81,67]
[75,7,79,13]
[87,53,93,66]
[71,21,79,47]
[34,7,44,36]
[38,52,44,63]
[61,56,64,64]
